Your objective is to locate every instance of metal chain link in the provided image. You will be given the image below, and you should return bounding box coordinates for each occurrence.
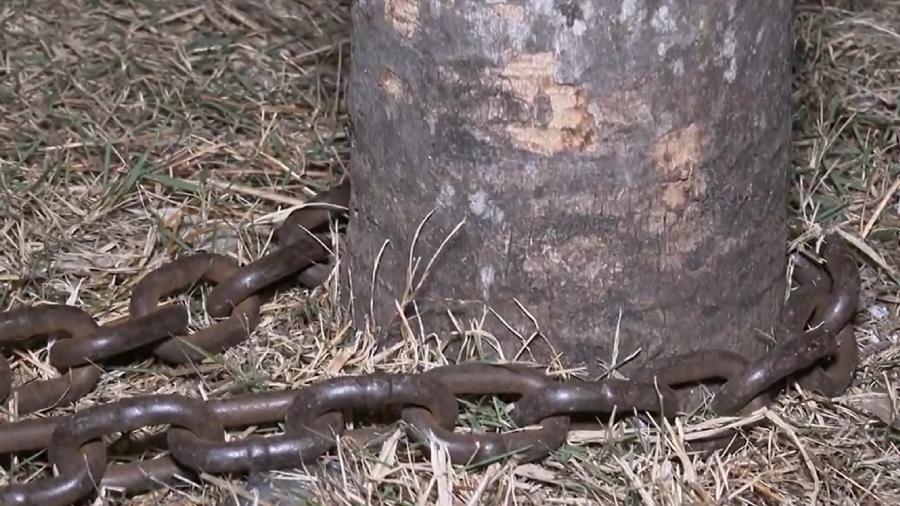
[0,305,102,415]
[0,178,861,505]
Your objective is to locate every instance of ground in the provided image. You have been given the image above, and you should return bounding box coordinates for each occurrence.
[0,1,899,505]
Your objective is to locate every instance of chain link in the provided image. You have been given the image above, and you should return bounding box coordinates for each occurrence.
[129,252,264,364]
[0,178,861,505]
[0,305,103,415]
[711,238,859,415]
[402,363,571,464]
[48,304,189,369]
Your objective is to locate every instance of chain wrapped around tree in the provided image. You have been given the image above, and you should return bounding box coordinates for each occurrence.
[0,1,865,505]
[0,179,860,506]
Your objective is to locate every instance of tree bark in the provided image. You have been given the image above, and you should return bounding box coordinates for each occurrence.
[342,0,794,378]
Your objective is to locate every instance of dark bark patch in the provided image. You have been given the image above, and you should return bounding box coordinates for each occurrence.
[553,0,584,27]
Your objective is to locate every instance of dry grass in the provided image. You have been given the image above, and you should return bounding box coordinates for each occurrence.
[0,0,898,505]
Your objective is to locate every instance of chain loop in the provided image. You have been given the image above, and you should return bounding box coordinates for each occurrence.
[782,257,830,330]
[0,418,56,455]
[790,239,860,397]
[0,442,108,506]
[0,177,864,505]
[797,325,858,397]
[0,305,103,414]
[129,253,263,364]
[168,404,343,474]
[711,236,860,415]
[806,238,861,335]
[511,379,680,427]
[711,326,833,415]
[0,390,330,455]
[48,304,189,368]
[274,178,349,288]
[402,363,571,465]
[208,389,305,426]
[3,395,225,506]
[285,373,459,455]
[796,239,861,395]
[634,350,773,415]
[205,233,331,318]
[97,457,193,495]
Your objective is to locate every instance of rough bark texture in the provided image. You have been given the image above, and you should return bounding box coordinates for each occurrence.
[342,0,794,377]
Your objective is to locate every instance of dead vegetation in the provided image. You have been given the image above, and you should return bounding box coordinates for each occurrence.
[0,0,898,504]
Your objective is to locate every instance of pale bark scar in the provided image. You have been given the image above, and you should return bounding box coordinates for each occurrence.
[497,53,595,156]
[491,3,525,21]
[377,68,408,102]
[384,0,419,38]
[652,123,711,211]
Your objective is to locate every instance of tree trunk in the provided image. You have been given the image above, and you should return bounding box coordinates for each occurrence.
[342,0,794,378]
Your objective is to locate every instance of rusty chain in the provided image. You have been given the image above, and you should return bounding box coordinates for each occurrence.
[0,178,860,505]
